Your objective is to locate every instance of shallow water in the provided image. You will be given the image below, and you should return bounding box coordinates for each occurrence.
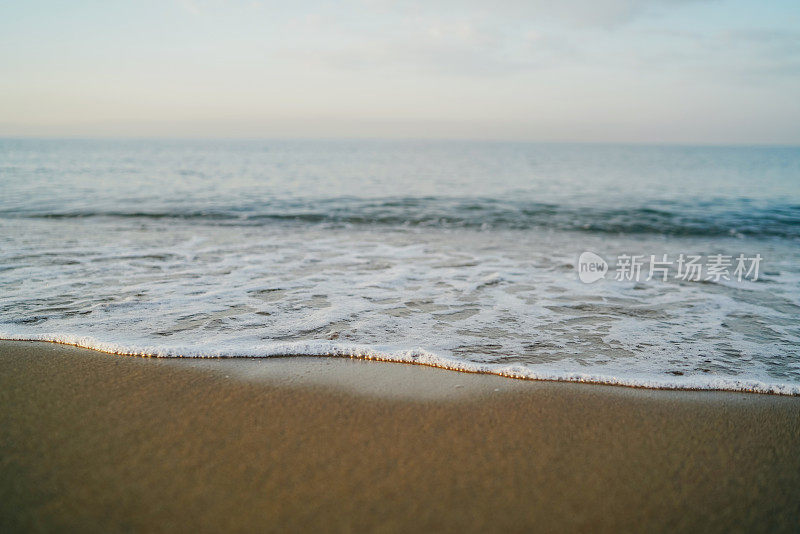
[1,139,799,393]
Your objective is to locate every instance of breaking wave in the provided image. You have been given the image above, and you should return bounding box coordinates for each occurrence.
[3,197,799,238]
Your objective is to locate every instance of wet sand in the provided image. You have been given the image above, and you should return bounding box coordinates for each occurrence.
[1,340,799,533]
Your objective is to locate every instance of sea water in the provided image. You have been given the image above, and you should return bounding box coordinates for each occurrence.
[1,139,799,394]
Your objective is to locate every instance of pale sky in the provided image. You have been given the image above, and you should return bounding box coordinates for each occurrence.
[1,0,799,143]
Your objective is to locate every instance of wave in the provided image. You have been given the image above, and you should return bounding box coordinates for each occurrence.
[3,197,799,238]
[3,333,799,396]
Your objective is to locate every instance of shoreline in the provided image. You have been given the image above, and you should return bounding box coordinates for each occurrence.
[2,340,800,532]
[2,337,798,396]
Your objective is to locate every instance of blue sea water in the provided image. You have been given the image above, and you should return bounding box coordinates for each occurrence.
[1,139,799,393]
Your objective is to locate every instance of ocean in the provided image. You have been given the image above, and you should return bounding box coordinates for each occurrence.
[1,138,799,394]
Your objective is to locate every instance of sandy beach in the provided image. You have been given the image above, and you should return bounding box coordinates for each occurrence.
[1,340,799,533]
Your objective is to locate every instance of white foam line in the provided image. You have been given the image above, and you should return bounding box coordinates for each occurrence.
[2,332,799,396]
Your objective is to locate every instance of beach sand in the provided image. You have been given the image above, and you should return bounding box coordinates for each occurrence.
[1,340,799,533]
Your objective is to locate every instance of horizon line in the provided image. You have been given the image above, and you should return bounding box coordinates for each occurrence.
[2,135,799,149]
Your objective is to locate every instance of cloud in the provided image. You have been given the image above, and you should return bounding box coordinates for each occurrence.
[382,0,710,28]
[628,27,800,83]
[266,0,713,79]
[281,15,578,78]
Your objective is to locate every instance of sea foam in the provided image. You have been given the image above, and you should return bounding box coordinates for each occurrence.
[2,140,799,397]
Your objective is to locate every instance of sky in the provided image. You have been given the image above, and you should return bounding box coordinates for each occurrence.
[1,0,799,143]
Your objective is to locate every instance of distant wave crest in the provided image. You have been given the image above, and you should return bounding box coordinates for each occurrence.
[4,197,799,238]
